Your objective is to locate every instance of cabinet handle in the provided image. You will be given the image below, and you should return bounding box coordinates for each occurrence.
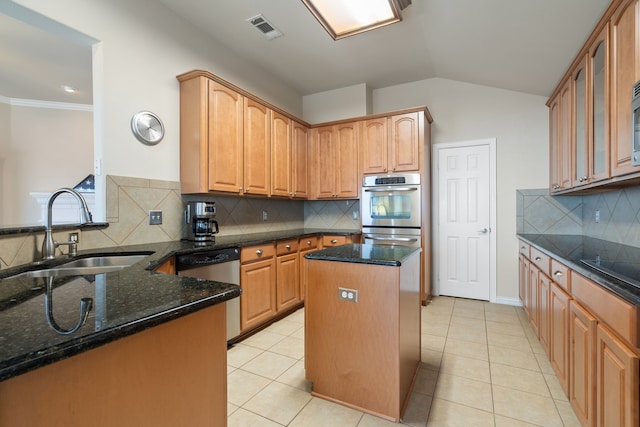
[306,240,312,245]
[285,244,291,250]
[535,256,541,261]
[331,239,338,244]
[554,271,563,277]
[256,249,263,256]
[520,246,526,250]
[246,187,250,192]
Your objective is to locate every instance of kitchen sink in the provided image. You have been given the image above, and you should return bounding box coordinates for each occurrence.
[7,253,152,279]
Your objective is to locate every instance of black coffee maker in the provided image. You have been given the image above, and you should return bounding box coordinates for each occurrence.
[184,201,219,242]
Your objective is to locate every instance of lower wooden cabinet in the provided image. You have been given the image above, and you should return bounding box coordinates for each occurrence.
[538,272,551,355]
[596,324,639,427]
[276,239,300,312]
[298,236,320,301]
[549,282,571,395]
[240,244,277,332]
[569,300,597,427]
[518,254,530,316]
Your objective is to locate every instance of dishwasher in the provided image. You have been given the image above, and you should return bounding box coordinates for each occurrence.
[176,247,241,343]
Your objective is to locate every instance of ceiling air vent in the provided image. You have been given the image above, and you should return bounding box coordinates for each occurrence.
[246,14,283,40]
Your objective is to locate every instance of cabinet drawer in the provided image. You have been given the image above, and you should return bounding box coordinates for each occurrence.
[241,243,276,264]
[519,241,530,258]
[571,271,638,348]
[530,247,550,277]
[550,259,570,292]
[322,235,349,247]
[299,236,319,251]
[277,239,299,256]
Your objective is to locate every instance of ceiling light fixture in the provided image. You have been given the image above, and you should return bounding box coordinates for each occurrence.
[301,0,411,40]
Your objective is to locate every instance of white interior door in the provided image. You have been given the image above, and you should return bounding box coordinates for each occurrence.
[437,143,492,300]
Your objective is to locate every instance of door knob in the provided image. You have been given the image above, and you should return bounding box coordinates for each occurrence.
[478,228,489,234]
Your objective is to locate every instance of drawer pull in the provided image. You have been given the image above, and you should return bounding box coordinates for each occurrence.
[535,256,541,261]
[306,240,312,245]
[554,271,563,277]
[256,249,263,256]
[331,239,338,244]
[285,244,291,250]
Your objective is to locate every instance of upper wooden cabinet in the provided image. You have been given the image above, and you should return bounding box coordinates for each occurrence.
[311,122,359,199]
[549,0,640,193]
[360,112,422,176]
[243,98,271,196]
[611,0,640,177]
[271,111,292,197]
[291,121,310,199]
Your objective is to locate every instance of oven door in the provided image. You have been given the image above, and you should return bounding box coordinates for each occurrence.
[362,227,421,248]
[361,185,421,228]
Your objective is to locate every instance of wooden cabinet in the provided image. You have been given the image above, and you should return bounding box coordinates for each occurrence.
[275,239,300,311]
[570,300,597,427]
[322,234,355,247]
[596,324,639,427]
[573,56,590,188]
[298,236,319,300]
[291,121,309,198]
[528,263,540,336]
[538,272,551,354]
[550,281,571,395]
[153,257,175,275]
[360,112,422,176]
[550,79,573,193]
[240,243,276,332]
[611,0,640,177]
[588,25,610,184]
[518,254,530,316]
[312,122,358,199]
[271,111,291,197]
[243,98,271,196]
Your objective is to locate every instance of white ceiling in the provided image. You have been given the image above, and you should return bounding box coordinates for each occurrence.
[1,0,611,105]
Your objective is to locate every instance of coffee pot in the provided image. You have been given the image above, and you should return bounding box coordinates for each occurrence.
[184,201,219,242]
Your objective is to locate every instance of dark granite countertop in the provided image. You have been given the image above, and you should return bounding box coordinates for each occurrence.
[0,228,359,381]
[305,243,421,266]
[517,234,640,306]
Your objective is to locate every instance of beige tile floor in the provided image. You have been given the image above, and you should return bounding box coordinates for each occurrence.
[227,296,582,426]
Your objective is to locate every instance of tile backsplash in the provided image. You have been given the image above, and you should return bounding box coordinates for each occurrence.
[0,175,360,268]
[517,186,640,247]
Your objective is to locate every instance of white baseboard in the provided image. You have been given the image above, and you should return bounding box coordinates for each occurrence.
[494,297,522,307]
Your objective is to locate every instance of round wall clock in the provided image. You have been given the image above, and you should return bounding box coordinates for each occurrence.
[131,111,164,145]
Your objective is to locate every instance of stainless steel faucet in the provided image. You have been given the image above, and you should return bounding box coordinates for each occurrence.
[42,188,93,260]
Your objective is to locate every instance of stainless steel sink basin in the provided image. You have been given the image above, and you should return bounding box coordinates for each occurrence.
[7,253,151,279]
[58,254,149,269]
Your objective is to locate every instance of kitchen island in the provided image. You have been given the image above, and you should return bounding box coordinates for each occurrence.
[304,244,422,422]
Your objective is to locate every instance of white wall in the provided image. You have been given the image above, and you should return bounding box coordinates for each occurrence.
[14,0,303,185]
[373,78,549,300]
[303,83,371,124]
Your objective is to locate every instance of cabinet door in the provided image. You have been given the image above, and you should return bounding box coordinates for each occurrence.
[276,252,300,312]
[573,56,589,187]
[559,79,573,190]
[611,0,640,177]
[314,126,337,199]
[549,93,561,192]
[360,117,388,175]
[209,82,244,193]
[569,300,597,427]
[549,282,570,395]
[390,112,420,173]
[596,324,640,427]
[298,236,319,301]
[518,255,530,316]
[243,98,270,196]
[334,122,359,198]
[588,25,610,183]
[538,272,551,354]
[291,121,309,198]
[240,258,276,332]
[528,266,540,336]
[271,111,291,197]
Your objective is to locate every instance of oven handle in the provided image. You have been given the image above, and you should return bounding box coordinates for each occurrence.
[365,235,419,243]
[363,187,418,192]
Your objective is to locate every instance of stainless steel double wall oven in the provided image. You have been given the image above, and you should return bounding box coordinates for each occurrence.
[361,173,422,248]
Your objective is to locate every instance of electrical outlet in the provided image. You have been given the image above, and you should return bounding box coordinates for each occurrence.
[149,210,162,225]
[262,210,268,221]
[595,210,600,223]
[69,232,79,242]
[338,287,358,302]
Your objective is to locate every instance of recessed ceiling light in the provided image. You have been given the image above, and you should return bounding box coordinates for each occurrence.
[61,85,78,93]
[301,0,410,40]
